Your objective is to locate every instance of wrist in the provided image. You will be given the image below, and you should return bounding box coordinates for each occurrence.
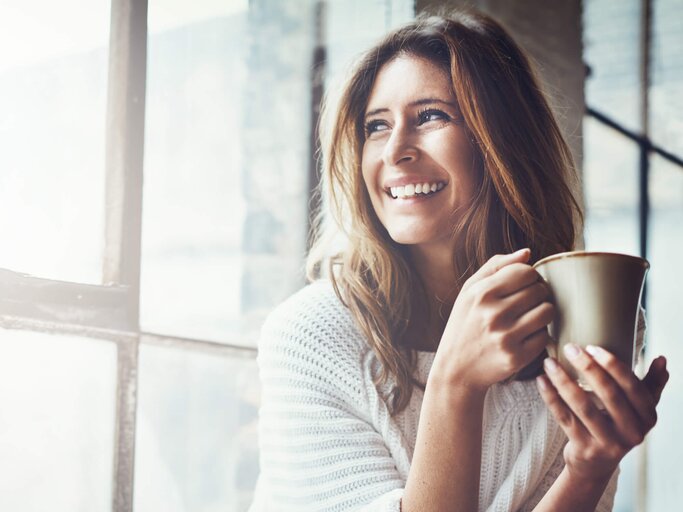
[429,354,490,399]
[564,465,616,491]
[426,368,488,406]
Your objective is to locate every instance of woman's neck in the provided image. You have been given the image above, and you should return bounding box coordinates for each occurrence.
[405,243,460,352]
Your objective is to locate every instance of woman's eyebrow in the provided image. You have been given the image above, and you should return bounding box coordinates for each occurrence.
[364,98,458,119]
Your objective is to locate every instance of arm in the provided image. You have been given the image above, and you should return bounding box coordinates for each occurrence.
[401,377,486,512]
[402,249,554,512]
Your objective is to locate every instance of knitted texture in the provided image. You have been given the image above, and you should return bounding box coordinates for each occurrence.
[249,280,630,511]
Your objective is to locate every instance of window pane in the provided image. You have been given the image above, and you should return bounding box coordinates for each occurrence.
[0,1,109,283]
[646,154,683,511]
[584,0,642,133]
[140,0,415,346]
[141,0,320,347]
[582,116,640,255]
[650,0,683,157]
[134,343,259,511]
[0,330,116,512]
[326,0,413,85]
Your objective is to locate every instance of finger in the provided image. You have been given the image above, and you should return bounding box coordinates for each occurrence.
[467,248,530,286]
[565,345,647,444]
[517,328,551,364]
[543,357,616,443]
[505,301,554,346]
[487,263,543,298]
[536,374,590,442]
[642,356,669,403]
[499,280,551,319]
[586,345,662,430]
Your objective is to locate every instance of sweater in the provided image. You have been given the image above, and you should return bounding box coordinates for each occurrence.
[249,279,626,512]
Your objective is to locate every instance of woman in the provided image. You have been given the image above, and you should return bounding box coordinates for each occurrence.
[249,11,669,512]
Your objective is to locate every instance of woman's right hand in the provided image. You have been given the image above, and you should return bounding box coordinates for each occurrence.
[431,248,554,393]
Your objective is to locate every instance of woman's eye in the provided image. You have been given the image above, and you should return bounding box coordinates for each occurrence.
[418,109,449,124]
[365,120,389,135]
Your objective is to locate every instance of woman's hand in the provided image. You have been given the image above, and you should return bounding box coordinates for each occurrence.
[537,345,669,482]
[432,248,554,393]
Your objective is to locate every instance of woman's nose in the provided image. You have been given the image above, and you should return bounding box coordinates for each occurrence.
[382,126,418,166]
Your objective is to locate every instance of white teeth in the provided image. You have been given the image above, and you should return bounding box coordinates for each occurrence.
[388,181,446,198]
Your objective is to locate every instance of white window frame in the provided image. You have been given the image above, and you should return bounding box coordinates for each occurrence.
[0,1,256,511]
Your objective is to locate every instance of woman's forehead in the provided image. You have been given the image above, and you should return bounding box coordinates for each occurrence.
[364,54,455,114]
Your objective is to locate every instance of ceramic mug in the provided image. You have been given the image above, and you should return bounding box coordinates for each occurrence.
[533,251,649,389]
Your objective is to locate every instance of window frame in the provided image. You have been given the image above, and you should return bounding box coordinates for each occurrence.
[0,1,257,511]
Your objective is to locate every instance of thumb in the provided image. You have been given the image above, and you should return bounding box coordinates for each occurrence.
[643,356,669,403]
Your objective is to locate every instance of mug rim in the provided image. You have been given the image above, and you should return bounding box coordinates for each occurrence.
[533,250,650,269]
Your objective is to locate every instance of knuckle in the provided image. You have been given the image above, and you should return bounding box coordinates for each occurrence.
[584,446,601,461]
[629,431,645,446]
[603,383,622,403]
[497,331,515,349]
[502,351,518,372]
[607,445,626,460]
[577,400,597,421]
[539,302,555,322]
[555,407,573,426]
[473,282,494,304]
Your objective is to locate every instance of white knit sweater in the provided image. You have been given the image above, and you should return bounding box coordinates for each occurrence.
[249,279,626,512]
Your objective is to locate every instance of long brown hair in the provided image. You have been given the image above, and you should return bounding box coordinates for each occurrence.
[307,11,582,415]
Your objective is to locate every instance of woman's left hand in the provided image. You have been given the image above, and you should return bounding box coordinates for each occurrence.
[536,345,669,482]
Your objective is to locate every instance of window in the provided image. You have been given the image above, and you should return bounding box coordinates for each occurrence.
[0,1,413,511]
[583,0,683,510]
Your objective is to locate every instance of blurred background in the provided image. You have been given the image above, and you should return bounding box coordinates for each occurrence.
[0,0,680,511]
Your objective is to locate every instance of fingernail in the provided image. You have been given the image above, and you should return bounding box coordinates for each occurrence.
[536,375,548,391]
[564,343,581,359]
[585,345,602,358]
[544,357,559,374]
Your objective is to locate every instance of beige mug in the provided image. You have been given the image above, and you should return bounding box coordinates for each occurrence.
[533,251,649,389]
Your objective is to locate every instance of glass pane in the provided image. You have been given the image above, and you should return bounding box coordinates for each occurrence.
[582,116,640,255]
[326,0,413,86]
[0,1,109,284]
[134,343,259,512]
[645,155,683,511]
[583,0,642,133]
[0,330,116,512]
[650,0,683,157]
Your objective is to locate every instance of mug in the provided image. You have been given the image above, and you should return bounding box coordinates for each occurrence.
[533,251,649,390]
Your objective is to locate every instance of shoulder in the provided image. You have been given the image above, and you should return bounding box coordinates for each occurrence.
[257,279,369,384]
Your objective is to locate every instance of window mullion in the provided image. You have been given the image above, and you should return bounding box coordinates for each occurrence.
[104,0,148,511]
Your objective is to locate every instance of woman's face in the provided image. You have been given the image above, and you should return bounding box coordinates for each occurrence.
[361,54,476,254]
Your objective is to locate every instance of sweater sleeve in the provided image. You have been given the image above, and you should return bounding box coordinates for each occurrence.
[250,291,405,511]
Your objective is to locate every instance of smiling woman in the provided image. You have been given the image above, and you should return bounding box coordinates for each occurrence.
[250,9,670,512]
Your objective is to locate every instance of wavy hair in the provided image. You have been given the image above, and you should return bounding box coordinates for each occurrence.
[306,11,582,415]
